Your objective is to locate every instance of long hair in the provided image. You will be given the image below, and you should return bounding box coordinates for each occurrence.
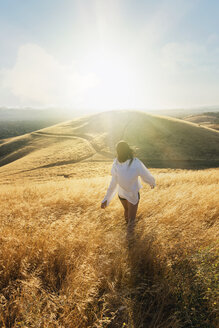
[116,141,134,166]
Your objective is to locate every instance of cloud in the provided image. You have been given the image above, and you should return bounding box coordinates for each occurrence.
[0,43,99,107]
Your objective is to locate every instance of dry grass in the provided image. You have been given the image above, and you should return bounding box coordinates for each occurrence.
[0,166,218,327]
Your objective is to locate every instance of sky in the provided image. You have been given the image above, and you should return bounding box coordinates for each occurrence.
[0,0,219,112]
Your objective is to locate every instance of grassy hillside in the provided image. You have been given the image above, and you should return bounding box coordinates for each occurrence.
[183,112,219,131]
[0,111,218,174]
[0,165,218,327]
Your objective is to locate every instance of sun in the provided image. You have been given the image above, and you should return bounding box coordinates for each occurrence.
[73,47,165,111]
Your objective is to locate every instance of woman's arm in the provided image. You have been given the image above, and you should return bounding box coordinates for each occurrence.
[101,160,118,208]
[101,175,118,207]
[138,159,155,188]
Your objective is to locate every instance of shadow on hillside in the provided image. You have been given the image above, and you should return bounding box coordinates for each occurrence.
[80,158,219,169]
[122,226,217,328]
[125,230,178,328]
[142,159,219,169]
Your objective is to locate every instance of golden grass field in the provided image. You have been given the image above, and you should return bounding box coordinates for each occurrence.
[0,163,218,328]
[0,111,218,327]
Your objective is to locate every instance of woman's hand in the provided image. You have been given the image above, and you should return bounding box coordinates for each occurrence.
[101,201,107,209]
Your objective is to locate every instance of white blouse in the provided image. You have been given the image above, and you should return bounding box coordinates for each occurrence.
[102,157,155,206]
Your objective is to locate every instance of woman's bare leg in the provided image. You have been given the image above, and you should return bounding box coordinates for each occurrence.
[127,201,139,240]
[119,198,129,223]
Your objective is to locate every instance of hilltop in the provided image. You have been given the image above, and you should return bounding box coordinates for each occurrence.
[0,111,218,177]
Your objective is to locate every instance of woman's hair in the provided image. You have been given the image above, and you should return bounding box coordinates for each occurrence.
[116,141,134,166]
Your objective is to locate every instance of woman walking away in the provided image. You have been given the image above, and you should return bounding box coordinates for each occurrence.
[101,141,155,240]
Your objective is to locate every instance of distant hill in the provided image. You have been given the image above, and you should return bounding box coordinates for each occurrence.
[182,112,219,131]
[150,106,219,118]
[0,120,66,140]
[1,105,219,121]
[0,110,218,172]
[0,107,75,121]
[0,108,79,140]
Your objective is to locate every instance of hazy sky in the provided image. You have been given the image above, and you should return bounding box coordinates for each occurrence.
[0,0,219,111]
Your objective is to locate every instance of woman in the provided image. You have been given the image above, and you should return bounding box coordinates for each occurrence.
[101,141,155,237]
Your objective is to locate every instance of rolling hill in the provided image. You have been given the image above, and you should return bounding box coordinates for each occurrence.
[183,112,219,131]
[0,110,218,183]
